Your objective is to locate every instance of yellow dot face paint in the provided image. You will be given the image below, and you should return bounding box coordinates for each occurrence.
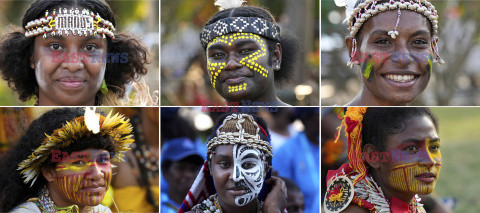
[206,33,269,93]
[387,138,442,195]
[53,149,112,206]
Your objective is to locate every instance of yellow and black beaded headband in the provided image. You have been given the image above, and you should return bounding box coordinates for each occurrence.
[24,7,116,39]
[17,108,134,186]
[200,0,281,49]
[337,0,444,66]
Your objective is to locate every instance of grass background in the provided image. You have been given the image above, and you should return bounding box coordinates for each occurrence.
[430,108,480,212]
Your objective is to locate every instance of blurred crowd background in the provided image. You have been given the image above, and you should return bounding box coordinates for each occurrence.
[321,1,480,106]
[161,0,319,106]
[0,0,159,106]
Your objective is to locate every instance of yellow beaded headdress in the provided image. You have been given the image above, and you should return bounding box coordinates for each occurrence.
[335,107,368,185]
[17,108,134,186]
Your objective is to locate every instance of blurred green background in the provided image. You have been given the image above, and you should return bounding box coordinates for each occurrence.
[0,0,159,106]
[161,0,319,106]
[432,107,480,211]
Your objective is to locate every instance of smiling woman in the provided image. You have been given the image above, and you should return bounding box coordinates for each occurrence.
[0,108,134,212]
[336,0,444,106]
[0,0,150,106]
[324,107,441,212]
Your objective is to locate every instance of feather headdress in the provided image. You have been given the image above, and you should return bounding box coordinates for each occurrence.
[17,109,134,186]
[214,0,246,11]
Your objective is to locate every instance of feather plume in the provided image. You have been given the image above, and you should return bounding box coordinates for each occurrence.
[214,0,245,11]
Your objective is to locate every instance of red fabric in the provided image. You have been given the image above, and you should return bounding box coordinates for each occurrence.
[352,195,375,211]
[390,196,410,213]
[326,163,353,185]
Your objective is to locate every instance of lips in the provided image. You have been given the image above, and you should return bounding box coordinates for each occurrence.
[415,172,436,184]
[381,70,422,88]
[80,185,105,193]
[57,77,86,89]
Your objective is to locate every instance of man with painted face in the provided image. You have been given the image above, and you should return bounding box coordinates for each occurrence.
[179,113,287,213]
[323,107,442,213]
[0,108,134,212]
[200,0,298,106]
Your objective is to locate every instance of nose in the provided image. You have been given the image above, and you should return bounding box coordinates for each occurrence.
[61,48,85,72]
[420,146,437,167]
[232,163,244,182]
[224,54,242,71]
[85,162,104,180]
[392,40,414,67]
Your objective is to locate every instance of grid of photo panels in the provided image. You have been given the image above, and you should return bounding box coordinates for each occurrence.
[0,0,478,212]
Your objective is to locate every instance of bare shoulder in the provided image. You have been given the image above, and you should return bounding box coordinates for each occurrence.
[341,203,370,212]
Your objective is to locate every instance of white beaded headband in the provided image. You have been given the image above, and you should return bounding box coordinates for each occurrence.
[337,0,444,65]
[24,8,116,39]
[206,114,272,159]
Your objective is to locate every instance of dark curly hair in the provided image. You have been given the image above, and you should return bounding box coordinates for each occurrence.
[0,0,150,105]
[0,108,117,211]
[361,107,439,152]
[203,6,299,87]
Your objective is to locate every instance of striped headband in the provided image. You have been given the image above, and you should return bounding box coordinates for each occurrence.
[200,17,281,48]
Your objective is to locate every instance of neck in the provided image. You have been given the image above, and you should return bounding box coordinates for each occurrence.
[38,96,95,106]
[218,196,258,213]
[347,87,408,106]
[370,171,415,207]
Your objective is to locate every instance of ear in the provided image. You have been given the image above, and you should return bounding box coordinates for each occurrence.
[30,56,35,70]
[363,144,381,169]
[273,43,282,71]
[345,36,360,64]
[42,167,55,182]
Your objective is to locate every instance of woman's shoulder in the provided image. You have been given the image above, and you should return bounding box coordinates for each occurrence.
[10,202,41,213]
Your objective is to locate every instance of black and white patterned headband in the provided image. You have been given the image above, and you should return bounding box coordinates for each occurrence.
[200,16,281,48]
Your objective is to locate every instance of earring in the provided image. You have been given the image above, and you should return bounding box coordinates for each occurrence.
[347,38,359,69]
[100,79,108,94]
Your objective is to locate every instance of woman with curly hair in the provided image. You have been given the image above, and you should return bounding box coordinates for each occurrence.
[201,0,299,106]
[0,108,134,212]
[0,0,150,106]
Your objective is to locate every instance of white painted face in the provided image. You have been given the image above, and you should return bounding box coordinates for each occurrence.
[232,144,265,206]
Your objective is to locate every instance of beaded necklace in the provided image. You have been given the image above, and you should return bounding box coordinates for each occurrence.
[31,187,79,213]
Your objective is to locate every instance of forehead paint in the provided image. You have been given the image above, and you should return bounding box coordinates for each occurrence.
[228,83,247,93]
[388,139,441,195]
[362,54,375,83]
[56,161,111,173]
[206,33,269,93]
[232,144,265,206]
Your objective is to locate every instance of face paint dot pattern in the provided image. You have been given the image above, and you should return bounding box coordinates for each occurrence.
[228,83,247,93]
[207,33,270,90]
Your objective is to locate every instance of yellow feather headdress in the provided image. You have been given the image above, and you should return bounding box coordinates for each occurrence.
[17,110,134,186]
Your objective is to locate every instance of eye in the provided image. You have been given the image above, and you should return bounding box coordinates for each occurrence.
[242,161,256,169]
[97,155,111,164]
[429,145,440,152]
[210,52,226,60]
[374,38,391,45]
[404,145,418,152]
[49,43,63,51]
[83,44,98,51]
[412,39,428,45]
[219,161,231,169]
[239,48,255,55]
[72,160,86,166]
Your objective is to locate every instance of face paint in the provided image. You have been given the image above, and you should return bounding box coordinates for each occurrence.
[362,54,375,83]
[232,144,265,206]
[426,54,433,78]
[53,151,112,206]
[206,33,269,93]
[387,139,441,195]
[228,83,247,93]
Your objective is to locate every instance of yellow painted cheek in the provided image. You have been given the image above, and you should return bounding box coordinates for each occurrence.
[388,163,436,195]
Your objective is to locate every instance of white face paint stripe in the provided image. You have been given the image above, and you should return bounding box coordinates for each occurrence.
[232,144,265,206]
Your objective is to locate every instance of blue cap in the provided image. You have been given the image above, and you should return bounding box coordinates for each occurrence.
[161,137,204,168]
